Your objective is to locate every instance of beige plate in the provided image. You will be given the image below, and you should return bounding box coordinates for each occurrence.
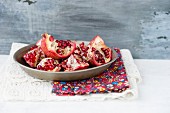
[13,42,117,81]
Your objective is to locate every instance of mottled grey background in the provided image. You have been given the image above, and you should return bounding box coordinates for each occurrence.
[0,0,170,59]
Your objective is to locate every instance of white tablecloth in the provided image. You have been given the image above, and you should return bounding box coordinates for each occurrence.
[0,43,141,101]
[0,56,170,113]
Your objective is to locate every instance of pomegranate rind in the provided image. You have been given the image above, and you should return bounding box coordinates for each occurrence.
[41,33,76,59]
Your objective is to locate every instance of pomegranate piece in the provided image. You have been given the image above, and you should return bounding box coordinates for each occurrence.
[37,58,61,72]
[74,42,89,61]
[87,35,112,66]
[40,33,76,59]
[23,47,46,67]
[61,54,89,71]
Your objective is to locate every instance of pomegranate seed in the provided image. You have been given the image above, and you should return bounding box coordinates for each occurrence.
[105,48,109,52]
[29,54,34,59]
[63,43,67,48]
[37,65,42,70]
[101,48,105,51]
[49,65,54,70]
[55,40,59,43]
[44,62,48,65]
[56,49,62,54]
[59,40,63,43]
[61,46,65,49]
[62,43,67,47]
[81,47,86,52]
[57,42,62,47]
[80,42,84,48]
[48,59,54,64]
[95,56,99,61]
[49,36,54,42]
[104,52,109,57]
[98,56,103,60]
[92,47,96,52]
[44,65,48,71]
[101,59,105,63]
[105,55,110,58]
[68,43,72,47]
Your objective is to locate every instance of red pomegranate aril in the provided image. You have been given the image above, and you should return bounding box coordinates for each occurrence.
[63,43,67,47]
[100,59,105,63]
[66,41,72,47]
[95,50,100,54]
[81,47,86,52]
[105,55,110,58]
[57,42,62,47]
[49,65,54,70]
[98,56,103,61]
[60,46,64,49]
[49,59,54,63]
[104,48,109,53]
[55,40,59,43]
[95,56,99,61]
[101,48,105,51]
[37,65,43,70]
[56,49,61,53]
[62,41,66,46]
[92,47,96,52]
[49,36,54,42]
[104,51,109,55]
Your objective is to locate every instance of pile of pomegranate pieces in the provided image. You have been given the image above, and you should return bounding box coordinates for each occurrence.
[23,33,113,72]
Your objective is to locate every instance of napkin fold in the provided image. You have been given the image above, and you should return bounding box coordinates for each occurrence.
[0,43,142,101]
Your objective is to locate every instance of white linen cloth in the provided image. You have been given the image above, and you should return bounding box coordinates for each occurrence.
[0,43,142,101]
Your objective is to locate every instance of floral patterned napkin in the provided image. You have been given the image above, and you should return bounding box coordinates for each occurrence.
[52,48,130,96]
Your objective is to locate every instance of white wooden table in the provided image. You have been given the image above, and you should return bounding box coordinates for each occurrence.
[0,55,170,113]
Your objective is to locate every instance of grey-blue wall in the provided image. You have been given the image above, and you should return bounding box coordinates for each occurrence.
[0,0,170,59]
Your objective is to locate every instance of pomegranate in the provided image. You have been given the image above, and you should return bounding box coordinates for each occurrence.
[87,35,112,66]
[61,54,89,71]
[74,42,89,61]
[23,34,113,72]
[37,58,61,72]
[40,33,76,59]
[23,47,46,67]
